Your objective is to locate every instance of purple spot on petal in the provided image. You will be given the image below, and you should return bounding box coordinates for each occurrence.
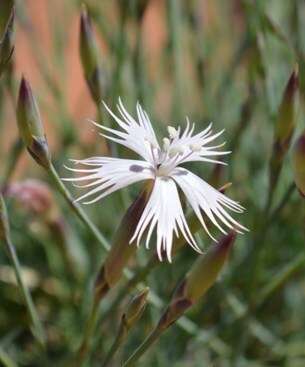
[175,170,188,176]
[130,164,144,173]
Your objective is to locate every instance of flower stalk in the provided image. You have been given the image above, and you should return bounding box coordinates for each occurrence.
[0,195,45,346]
[0,5,14,78]
[292,130,305,197]
[101,288,149,367]
[1,139,23,189]
[123,232,236,366]
[75,184,152,366]
[16,78,110,252]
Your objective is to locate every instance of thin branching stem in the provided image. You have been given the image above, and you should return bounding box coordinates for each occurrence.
[0,196,45,346]
[122,327,162,367]
[74,297,100,367]
[47,162,110,252]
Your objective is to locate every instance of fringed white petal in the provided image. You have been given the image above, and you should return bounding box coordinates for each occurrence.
[63,158,154,204]
[172,168,247,239]
[130,177,201,262]
[168,120,230,166]
[91,98,160,164]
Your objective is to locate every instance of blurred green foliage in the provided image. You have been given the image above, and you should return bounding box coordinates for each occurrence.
[0,0,305,366]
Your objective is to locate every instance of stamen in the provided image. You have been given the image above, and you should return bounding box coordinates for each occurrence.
[168,146,185,158]
[190,143,202,152]
[163,137,170,151]
[144,137,158,149]
[167,126,179,139]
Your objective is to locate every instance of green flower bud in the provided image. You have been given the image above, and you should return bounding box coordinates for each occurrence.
[94,183,153,300]
[124,287,149,329]
[270,65,299,187]
[0,5,14,77]
[274,65,299,151]
[79,6,104,104]
[292,131,305,197]
[158,232,236,330]
[17,77,51,168]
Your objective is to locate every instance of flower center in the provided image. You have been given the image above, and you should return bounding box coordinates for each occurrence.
[152,125,202,177]
[156,164,171,177]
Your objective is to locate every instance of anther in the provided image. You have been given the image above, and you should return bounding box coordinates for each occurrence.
[145,137,158,149]
[167,126,179,139]
[168,146,185,158]
[190,143,202,152]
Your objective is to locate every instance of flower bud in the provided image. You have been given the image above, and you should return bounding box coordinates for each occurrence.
[270,65,299,187]
[158,232,236,330]
[79,6,104,104]
[123,287,149,329]
[292,131,305,197]
[17,77,51,168]
[0,195,10,242]
[5,179,53,216]
[94,183,152,300]
[0,5,14,77]
[275,65,299,151]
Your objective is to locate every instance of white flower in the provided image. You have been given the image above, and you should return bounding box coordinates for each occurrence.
[63,99,247,262]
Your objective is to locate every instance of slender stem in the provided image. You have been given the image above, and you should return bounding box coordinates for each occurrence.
[74,297,100,367]
[101,323,126,367]
[47,162,110,251]
[251,182,296,287]
[256,251,305,307]
[267,183,295,224]
[5,238,46,346]
[230,182,297,360]
[168,0,184,117]
[0,347,17,367]
[123,327,162,367]
[102,256,158,323]
[1,138,23,189]
[110,13,127,104]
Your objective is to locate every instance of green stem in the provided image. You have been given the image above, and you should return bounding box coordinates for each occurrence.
[0,347,17,367]
[256,251,305,307]
[74,297,100,367]
[251,182,296,287]
[101,322,126,367]
[123,327,162,367]
[267,182,295,225]
[110,13,127,104]
[1,198,45,346]
[168,0,184,117]
[1,138,23,189]
[47,162,109,251]
[102,256,158,324]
